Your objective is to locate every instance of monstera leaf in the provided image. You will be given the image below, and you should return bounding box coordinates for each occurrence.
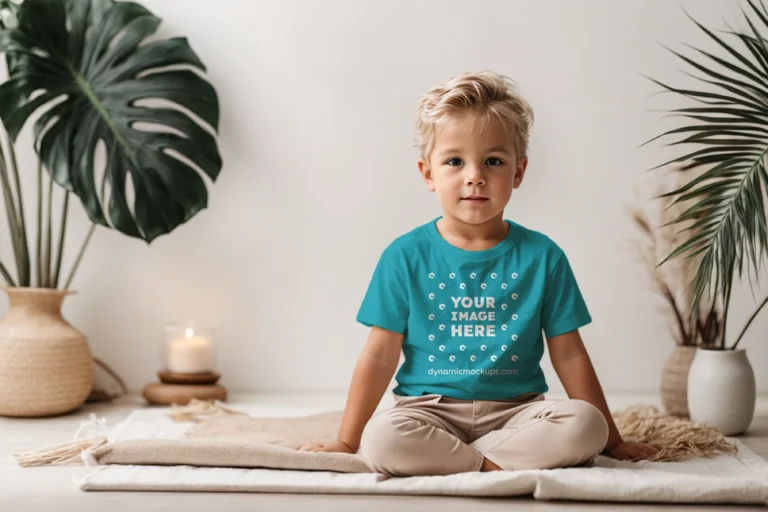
[0,0,222,242]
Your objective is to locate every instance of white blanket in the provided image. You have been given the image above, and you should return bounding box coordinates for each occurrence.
[78,407,768,505]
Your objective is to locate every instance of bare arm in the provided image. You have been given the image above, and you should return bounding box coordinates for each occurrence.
[336,326,403,451]
[546,329,622,450]
[546,330,660,460]
[300,326,403,453]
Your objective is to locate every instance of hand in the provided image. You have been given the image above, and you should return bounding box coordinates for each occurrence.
[604,441,660,461]
[297,439,355,454]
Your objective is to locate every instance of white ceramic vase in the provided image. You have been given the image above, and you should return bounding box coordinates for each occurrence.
[687,347,756,436]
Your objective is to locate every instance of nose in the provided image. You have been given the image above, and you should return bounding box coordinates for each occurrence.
[464,166,485,186]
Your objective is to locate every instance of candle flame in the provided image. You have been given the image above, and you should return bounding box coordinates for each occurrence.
[185,328,194,338]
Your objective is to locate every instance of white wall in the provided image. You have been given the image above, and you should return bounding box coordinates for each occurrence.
[1,0,766,395]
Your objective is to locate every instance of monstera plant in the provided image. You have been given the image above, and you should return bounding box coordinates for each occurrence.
[0,0,222,289]
[0,0,223,418]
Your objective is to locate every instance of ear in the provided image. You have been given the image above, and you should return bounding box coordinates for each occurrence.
[418,159,436,192]
[513,157,528,189]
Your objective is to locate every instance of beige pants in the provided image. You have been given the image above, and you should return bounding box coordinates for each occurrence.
[359,393,609,477]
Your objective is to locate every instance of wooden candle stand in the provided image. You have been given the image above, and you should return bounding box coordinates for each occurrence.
[142,370,227,406]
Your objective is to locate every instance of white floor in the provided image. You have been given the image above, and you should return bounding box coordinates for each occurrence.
[2,391,767,512]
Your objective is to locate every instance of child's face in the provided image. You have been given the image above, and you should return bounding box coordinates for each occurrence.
[418,113,527,227]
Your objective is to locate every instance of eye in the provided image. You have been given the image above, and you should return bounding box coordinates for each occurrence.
[446,158,463,166]
[486,157,504,166]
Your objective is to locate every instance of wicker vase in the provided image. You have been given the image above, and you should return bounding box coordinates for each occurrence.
[660,345,697,418]
[0,287,93,417]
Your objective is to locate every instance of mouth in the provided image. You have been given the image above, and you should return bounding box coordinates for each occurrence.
[462,195,489,203]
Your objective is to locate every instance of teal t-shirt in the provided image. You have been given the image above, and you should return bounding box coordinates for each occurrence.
[356,217,591,400]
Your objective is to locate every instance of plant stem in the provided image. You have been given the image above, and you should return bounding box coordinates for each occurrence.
[0,259,16,287]
[0,144,23,285]
[731,295,768,350]
[52,191,69,288]
[60,162,104,291]
[720,270,733,349]
[64,223,96,291]
[35,160,42,287]
[5,133,29,286]
[663,287,690,345]
[42,174,53,287]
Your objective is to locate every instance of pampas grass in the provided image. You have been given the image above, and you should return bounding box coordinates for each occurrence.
[627,166,723,347]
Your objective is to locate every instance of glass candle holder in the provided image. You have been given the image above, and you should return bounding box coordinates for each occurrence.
[163,324,217,374]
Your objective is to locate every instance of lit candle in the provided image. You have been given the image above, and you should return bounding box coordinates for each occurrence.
[167,327,212,373]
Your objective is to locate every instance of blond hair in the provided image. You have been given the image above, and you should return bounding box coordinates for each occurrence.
[415,71,534,164]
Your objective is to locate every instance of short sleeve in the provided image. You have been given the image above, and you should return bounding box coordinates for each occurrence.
[356,244,409,334]
[541,251,591,338]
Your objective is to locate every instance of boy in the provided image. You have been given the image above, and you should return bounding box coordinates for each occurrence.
[300,71,659,476]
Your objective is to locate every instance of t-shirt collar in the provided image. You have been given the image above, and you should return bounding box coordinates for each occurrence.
[426,216,517,261]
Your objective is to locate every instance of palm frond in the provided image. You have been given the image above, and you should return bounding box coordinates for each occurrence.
[647,0,768,318]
